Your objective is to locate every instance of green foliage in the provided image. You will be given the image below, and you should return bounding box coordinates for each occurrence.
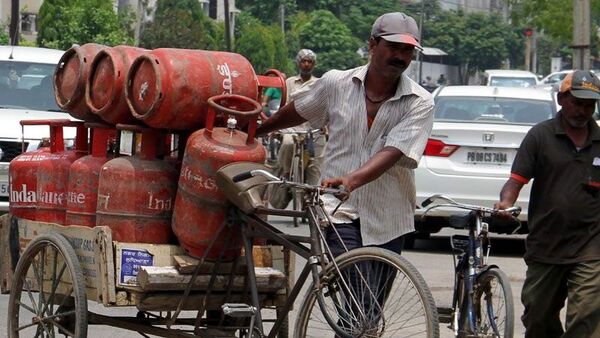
[269,26,294,76]
[235,0,296,25]
[297,10,363,75]
[285,12,311,61]
[510,0,570,43]
[0,24,8,45]
[234,12,292,75]
[140,0,220,50]
[425,10,520,83]
[336,0,402,42]
[507,0,600,73]
[37,0,133,50]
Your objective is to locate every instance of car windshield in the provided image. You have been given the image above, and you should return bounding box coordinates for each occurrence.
[490,76,537,88]
[434,96,555,124]
[0,60,61,111]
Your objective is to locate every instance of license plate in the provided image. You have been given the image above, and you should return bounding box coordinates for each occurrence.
[466,151,507,163]
[0,182,8,197]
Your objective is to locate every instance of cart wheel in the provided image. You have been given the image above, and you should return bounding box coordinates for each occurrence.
[8,233,88,338]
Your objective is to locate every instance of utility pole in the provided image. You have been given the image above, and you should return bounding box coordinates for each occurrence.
[524,35,531,71]
[572,0,590,70]
[532,31,537,74]
[9,0,19,46]
[523,28,533,72]
[279,3,285,33]
[224,0,231,51]
[417,0,425,85]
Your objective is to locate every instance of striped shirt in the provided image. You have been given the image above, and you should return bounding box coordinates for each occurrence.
[285,74,318,132]
[294,64,434,245]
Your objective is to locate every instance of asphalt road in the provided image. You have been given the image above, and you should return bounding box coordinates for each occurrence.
[0,218,539,337]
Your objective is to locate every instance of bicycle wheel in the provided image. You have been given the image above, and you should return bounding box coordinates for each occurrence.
[8,233,88,338]
[295,247,439,338]
[290,154,302,227]
[473,268,514,338]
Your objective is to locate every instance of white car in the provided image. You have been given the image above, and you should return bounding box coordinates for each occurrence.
[415,85,558,235]
[540,69,574,85]
[482,69,539,88]
[0,46,74,212]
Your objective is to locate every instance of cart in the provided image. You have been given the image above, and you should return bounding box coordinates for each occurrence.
[0,213,291,337]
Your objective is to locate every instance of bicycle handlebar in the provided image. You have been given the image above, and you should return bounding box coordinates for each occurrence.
[422,194,521,217]
[232,169,279,183]
[274,128,322,136]
[232,169,349,200]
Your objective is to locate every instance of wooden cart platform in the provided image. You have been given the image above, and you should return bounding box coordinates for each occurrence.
[0,213,291,337]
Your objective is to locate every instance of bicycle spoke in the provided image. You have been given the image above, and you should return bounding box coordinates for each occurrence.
[298,249,437,338]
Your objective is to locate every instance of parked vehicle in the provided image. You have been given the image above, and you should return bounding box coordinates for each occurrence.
[540,69,574,85]
[414,85,558,236]
[482,69,539,88]
[0,46,73,212]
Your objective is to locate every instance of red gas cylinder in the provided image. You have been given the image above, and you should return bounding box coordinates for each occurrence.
[54,43,106,122]
[172,94,265,260]
[66,123,116,227]
[96,125,178,243]
[36,121,88,224]
[8,119,71,220]
[125,48,260,130]
[86,45,147,124]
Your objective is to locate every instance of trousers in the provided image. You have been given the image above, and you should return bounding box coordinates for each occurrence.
[324,219,405,333]
[521,259,600,338]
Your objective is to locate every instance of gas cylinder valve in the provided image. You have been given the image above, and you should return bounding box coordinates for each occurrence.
[227,116,237,130]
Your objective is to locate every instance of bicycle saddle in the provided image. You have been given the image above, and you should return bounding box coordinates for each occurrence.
[216,162,270,214]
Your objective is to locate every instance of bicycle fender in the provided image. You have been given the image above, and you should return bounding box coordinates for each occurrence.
[479,264,499,275]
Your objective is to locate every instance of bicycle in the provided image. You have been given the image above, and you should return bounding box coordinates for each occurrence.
[216,161,440,337]
[420,194,520,338]
[276,128,323,227]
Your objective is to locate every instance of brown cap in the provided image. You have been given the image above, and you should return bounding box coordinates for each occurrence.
[371,12,422,49]
[560,70,600,100]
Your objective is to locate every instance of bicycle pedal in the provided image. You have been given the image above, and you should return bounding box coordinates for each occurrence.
[437,306,453,324]
[221,303,256,318]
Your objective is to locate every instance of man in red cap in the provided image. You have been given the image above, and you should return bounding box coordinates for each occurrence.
[257,12,435,334]
[496,70,600,338]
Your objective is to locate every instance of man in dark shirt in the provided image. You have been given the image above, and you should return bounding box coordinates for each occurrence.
[495,70,600,338]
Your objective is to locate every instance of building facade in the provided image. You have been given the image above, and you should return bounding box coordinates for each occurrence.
[1,0,237,44]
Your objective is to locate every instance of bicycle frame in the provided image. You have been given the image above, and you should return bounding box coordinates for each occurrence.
[235,194,333,338]
[422,195,519,338]
[451,210,492,336]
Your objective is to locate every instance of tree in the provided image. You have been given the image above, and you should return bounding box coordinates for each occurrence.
[37,0,133,50]
[296,10,363,75]
[140,0,221,50]
[0,23,8,44]
[507,0,600,73]
[425,10,521,84]
[234,12,292,75]
[235,0,297,25]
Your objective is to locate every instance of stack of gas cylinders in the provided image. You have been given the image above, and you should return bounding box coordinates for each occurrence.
[9,43,287,261]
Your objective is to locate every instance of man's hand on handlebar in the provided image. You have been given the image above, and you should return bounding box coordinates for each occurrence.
[321,176,352,201]
[493,200,519,220]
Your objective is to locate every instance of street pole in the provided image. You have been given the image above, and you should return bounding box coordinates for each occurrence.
[525,35,531,72]
[9,0,19,46]
[224,0,231,51]
[572,0,590,70]
[532,31,537,74]
[279,3,285,34]
[417,0,424,85]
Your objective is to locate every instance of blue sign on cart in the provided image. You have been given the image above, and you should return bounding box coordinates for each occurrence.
[120,248,154,284]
